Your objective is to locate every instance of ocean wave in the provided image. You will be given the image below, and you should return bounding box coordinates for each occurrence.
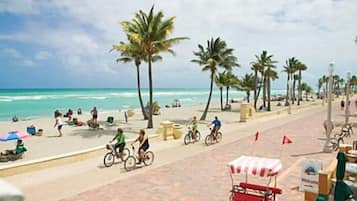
[0,98,13,102]
[78,96,107,100]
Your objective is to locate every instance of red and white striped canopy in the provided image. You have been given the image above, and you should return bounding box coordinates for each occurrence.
[228,156,282,177]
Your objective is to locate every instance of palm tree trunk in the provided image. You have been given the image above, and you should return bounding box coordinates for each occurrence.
[285,74,290,106]
[200,72,214,120]
[292,79,296,104]
[255,80,262,109]
[247,91,250,103]
[297,70,302,105]
[263,74,267,108]
[267,75,271,111]
[136,63,148,120]
[220,87,223,111]
[147,55,153,128]
[226,86,229,106]
[253,70,257,109]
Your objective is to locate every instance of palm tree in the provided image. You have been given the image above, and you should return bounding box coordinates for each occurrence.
[237,73,255,103]
[318,77,324,97]
[282,57,298,106]
[301,82,313,101]
[292,74,299,104]
[192,37,239,120]
[251,63,264,110]
[254,50,277,110]
[265,67,279,111]
[215,72,226,111]
[111,41,156,120]
[224,71,239,106]
[296,62,307,105]
[121,6,188,128]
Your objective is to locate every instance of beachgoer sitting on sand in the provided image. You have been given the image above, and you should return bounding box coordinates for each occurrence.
[77,108,82,115]
[73,118,85,126]
[12,115,18,122]
[110,128,126,160]
[66,109,73,121]
[54,113,63,137]
[208,116,221,139]
[1,140,27,156]
[132,129,149,164]
[187,116,198,141]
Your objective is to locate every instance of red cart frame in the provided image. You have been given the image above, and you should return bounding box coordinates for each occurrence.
[228,155,283,201]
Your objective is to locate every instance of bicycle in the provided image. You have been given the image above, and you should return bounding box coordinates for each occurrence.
[205,127,222,146]
[330,135,345,151]
[103,143,130,167]
[124,144,154,171]
[340,124,354,138]
[184,126,201,145]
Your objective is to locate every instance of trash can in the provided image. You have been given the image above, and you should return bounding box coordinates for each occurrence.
[160,121,173,140]
[107,116,114,124]
[240,103,250,122]
[27,126,36,135]
[173,124,183,139]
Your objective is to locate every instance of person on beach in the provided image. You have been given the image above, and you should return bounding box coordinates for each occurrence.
[132,129,149,164]
[1,140,26,156]
[54,112,63,137]
[91,107,98,124]
[208,116,221,139]
[340,100,345,111]
[187,116,198,141]
[110,128,126,160]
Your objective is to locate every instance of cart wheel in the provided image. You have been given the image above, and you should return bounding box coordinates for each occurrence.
[143,151,154,166]
[103,152,115,167]
[184,134,190,145]
[124,156,136,171]
[205,135,212,146]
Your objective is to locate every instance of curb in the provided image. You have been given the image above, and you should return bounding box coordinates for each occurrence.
[0,134,159,177]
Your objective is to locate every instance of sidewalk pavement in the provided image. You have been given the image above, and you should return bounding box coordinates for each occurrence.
[62,99,357,201]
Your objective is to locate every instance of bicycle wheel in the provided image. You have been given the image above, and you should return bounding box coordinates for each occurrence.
[205,135,212,146]
[120,148,130,161]
[338,137,344,146]
[143,151,154,166]
[215,132,222,143]
[330,138,338,151]
[184,134,191,145]
[124,156,136,171]
[195,131,201,142]
[103,152,115,167]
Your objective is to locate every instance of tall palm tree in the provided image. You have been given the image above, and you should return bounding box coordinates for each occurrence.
[296,62,307,105]
[237,73,255,103]
[215,71,226,111]
[301,82,313,101]
[292,74,299,104]
[250,63,264,110]
[121,6,188,128]
[282,57,298,106]
[265,67,279,111]
[254,50,277,110]
[192,37,239,120]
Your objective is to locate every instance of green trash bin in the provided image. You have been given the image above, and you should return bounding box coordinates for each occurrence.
[107,116,114,124]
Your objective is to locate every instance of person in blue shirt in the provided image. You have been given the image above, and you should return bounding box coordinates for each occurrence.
[209,116,221,138]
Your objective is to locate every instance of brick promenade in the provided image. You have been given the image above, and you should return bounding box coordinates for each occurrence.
[63,101,356,201]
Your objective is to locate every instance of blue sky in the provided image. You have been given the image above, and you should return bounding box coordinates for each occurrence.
[0,0,356,89]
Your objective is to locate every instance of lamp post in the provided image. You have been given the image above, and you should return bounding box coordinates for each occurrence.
[345,72,351,125]
[288,80,293,114]
[323,62,334,153]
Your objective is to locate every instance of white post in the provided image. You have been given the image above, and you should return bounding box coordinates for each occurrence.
[345,72,351,125]
[323,62,334,153]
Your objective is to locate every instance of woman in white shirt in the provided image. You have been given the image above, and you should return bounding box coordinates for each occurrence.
[54,113,63,137]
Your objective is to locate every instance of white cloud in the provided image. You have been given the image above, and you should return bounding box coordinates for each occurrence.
[23,59,35,67]
[35,51,52,60]
[0,0,357,87]
[3,48,22,58]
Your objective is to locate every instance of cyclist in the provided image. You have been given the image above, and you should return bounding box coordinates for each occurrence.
[110,128,126,160]
[187,116,198,141]
[208,116,221,139]
[133,129,149,164]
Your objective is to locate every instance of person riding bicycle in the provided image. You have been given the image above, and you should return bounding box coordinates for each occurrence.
[132,129,149,164]
[208,116,221,139]
[187,116,198,140]
[110,128,126,160]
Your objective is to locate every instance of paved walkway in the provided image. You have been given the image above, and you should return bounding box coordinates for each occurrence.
[62,100,357,201]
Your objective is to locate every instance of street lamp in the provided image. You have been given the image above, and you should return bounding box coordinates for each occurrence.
[345,72,351,125]
[288,80,293,114]
[323,62,334,153]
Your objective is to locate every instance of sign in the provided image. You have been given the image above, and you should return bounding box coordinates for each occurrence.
[299,159,322,193]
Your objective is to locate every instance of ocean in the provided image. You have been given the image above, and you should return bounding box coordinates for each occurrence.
[0,88,285,121]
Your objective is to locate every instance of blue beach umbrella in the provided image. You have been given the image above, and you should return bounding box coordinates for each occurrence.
[0,131,31,142]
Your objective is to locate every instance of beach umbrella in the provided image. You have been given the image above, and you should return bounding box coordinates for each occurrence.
[334,151,353,201]
[0,131,31,142]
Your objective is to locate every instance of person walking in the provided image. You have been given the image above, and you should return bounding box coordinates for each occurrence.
[91,107,98,125]
[54,112,63,137]
[340,100,345,111]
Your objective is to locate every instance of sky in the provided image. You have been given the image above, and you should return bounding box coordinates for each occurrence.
[0,0,356,89]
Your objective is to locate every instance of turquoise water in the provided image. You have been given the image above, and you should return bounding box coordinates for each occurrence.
[0,88,285,121]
